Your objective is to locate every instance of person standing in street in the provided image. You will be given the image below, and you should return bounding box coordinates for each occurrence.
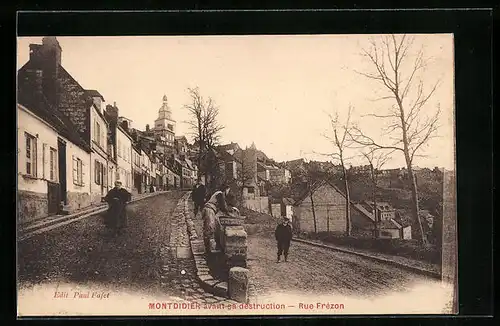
[192,179,207,217]
[275,217,293,262]
[102,180,132,234]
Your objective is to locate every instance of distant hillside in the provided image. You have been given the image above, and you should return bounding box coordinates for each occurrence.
[331,169,444,243]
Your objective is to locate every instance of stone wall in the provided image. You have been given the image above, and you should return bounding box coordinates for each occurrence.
[18,190,48,223]
[186,192,250,303]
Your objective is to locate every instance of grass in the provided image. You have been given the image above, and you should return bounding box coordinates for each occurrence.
[297,231,441,265]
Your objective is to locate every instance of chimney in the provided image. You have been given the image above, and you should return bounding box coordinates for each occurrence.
[146,124,150,132]
[105,104,119,123]
[39,37,62,109]
[121,120,129,131]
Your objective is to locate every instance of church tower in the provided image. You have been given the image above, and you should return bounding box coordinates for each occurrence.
[154,95,176,147]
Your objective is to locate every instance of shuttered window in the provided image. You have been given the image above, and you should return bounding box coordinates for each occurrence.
[49,148,57,181]
[25,132,37,177]
[73,156,84,186]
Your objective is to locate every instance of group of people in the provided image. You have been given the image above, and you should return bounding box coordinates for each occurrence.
[191,179,293,263]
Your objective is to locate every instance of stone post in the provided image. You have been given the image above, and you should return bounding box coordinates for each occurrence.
[219,216,247,270]
[228,266,249,303]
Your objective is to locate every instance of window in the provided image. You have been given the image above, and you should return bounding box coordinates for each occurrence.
[25,132,37,177]
[94,120,101,146]
[94,160,103,185]
[49,148,57,181]
[117,140,121,157]
[72,156,84,186]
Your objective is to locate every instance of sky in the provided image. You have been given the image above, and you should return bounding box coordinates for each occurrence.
[17,34,455,169]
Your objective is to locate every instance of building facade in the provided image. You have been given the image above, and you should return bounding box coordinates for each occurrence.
[90,103,110,204]
[292,182,347,234]
[17,103,92,222]
[116,125,133,192]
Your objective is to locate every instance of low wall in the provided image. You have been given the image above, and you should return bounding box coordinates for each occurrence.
[184,195,249,303]
[18,190,48,223]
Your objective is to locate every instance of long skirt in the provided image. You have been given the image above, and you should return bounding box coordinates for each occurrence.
[201,206,221,252]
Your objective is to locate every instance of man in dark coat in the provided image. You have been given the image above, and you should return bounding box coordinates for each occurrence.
[103,181,132,231]
[191,180,207,217]
[275,217,293,262]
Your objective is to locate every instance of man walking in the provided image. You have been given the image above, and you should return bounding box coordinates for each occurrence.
[275,217,293,262]
[192,179,207,217]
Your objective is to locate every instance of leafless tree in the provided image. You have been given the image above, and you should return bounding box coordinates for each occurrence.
[350,34,441,243]
[323,105,355,236]
[361,148,393,237]
[184,87,224,183]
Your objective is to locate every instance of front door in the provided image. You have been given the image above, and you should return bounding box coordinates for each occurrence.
[47,181,60,215]
[57,138,67,205]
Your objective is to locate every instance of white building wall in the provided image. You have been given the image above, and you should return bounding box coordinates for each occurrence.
[17,104,92,219]
[116,127,132,191]
[18,106,59,194]
[402,226,412,239]
[66,141,91,211]
[90,107,109,204]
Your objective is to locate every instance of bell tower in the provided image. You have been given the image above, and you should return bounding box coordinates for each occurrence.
[154,95,176,146]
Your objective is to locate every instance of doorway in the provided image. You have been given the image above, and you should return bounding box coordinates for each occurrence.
[57,138,67,206]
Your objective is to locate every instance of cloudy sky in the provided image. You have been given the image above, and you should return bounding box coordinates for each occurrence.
[17,34,454,169]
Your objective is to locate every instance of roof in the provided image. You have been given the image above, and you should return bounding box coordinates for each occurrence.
[365,201,394,211]
[84,89,105,101]
[353,203,376,222]
[283,198,295,205]
[117,125,134,141]
[17,90,91,153]
[217,149,242,163]
[293,180,347,206]
[284,158,305,171]
[379,219,402,230]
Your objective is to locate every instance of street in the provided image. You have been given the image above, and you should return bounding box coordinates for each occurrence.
[17,191,449,315]
[246,229,447,312]
[18,191,229,305]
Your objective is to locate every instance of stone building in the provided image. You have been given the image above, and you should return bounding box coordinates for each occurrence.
[292,181,347,234]
[18,37,117,206]
[17,102,91,222]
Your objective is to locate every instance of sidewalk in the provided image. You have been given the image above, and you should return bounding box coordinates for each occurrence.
[19,190,174,237]
[292,237,441,279]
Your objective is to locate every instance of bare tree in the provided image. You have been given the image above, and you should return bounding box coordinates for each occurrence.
[184,87,224,184]
[291,162,326,234]
[349,34,441,244]
[361,148,392,238]
[323,106,355,236]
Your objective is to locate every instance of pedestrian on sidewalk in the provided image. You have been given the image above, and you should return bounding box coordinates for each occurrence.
[191,179,207,217]
[275,217,293,262]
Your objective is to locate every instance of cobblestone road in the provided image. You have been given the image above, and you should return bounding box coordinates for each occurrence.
[18,191,231,309]
[247,231,445,306]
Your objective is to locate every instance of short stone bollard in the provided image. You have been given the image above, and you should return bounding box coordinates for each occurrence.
[224,226,247,269]
[228,266,249,303]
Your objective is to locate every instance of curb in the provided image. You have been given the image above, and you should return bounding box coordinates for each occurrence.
[182,195,232,300]
[19,191,176,240]
[292,238,442,280]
